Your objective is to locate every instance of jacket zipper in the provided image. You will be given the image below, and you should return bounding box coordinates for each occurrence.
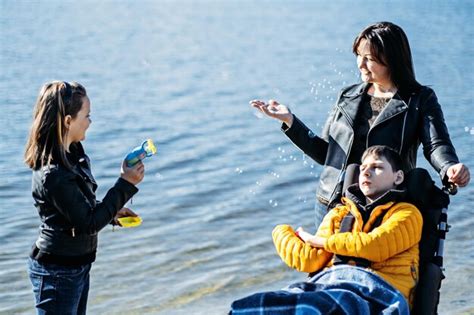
[327,104,355,204]
[398,96,411,154]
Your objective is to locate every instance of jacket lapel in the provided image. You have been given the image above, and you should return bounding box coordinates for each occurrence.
[371,93,409,129]
[338,83,369,126]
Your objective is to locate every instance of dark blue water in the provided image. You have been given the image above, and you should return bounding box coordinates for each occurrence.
[1,1,473,314]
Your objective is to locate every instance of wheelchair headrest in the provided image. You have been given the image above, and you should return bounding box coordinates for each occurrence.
[343,164,450,211]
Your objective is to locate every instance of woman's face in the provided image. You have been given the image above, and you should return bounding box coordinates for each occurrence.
[67,96,91,143]
[356,39,392,87]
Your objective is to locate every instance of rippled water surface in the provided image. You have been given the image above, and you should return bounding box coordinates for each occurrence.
[1,1,473,314]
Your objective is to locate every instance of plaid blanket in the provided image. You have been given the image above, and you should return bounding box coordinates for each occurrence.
[230,265,409,315]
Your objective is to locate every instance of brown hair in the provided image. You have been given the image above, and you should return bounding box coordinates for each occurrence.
[361,145,403,171]
[24,81,87,170]
[352,22,421,93]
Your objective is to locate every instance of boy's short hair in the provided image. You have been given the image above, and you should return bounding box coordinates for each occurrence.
[361,145,403,171]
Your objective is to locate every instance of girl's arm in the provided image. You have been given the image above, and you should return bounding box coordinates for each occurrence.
[45,170,138,234]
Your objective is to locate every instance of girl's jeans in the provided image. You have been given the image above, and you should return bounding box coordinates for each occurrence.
[27,257,92,315]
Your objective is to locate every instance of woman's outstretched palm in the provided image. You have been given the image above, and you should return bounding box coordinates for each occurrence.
[250,99,294,127]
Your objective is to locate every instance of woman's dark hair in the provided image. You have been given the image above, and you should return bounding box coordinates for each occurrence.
[361,145,403,172]
[353,22,421,93]
[25,81,87,170]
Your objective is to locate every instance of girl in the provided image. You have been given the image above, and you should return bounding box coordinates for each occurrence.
[24,81,144,314]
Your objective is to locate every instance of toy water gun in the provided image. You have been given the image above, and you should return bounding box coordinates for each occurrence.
[125,139,157,167]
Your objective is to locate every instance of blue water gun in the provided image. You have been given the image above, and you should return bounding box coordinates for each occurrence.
[125,139,157,167]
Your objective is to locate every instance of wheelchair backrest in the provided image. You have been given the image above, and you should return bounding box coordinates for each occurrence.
[342,165,450,267]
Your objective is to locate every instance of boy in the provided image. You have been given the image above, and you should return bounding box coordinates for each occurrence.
[231,146,422,314]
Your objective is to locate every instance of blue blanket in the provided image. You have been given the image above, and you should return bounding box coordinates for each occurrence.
[230,265,409,315]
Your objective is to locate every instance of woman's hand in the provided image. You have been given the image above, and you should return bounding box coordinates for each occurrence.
[113,207,138,226]
[121,160,145,185]
[250,99,294,127]
[446,163,470,187]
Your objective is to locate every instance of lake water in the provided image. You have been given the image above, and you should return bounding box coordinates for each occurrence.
[1,1,473,314]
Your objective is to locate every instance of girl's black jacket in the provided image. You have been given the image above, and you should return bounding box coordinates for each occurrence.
[30,143,138,263]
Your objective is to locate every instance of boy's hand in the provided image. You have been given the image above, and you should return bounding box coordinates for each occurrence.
[296,227,312,243]
[121,160,145,185]
[296,227,326,248]
[113,207,138,226]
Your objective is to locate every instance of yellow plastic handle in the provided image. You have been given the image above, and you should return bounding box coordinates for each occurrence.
[117,216,142,228]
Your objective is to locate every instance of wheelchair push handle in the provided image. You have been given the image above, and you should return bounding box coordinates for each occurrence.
[442,180,457,196]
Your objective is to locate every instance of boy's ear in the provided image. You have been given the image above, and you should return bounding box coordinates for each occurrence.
[394,170,404,185]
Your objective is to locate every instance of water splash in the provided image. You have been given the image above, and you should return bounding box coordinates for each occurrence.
[254,111,264,119]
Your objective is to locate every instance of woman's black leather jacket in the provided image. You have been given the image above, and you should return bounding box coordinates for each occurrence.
[283,82,459,207]
[31,143,138,257]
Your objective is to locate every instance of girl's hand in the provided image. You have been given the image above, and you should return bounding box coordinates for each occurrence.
[250,99,294,127]
[446,163,470,187]
[113,207,138,226]
[121,160,145,185]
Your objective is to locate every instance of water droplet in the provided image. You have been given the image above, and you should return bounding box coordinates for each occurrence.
[464,126,469,132]
[155,173,163,179]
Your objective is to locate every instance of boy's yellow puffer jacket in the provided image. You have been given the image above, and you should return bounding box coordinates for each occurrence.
[272,197,423,305]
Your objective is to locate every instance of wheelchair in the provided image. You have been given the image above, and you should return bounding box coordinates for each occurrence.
[341,164,456,315]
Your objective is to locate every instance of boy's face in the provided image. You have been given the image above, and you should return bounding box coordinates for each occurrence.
[359,154,404,202]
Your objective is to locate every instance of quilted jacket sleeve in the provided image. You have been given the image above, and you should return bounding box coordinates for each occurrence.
[324,203,423,262]
[272,210,338,273]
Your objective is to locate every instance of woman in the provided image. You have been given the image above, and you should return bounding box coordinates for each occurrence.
[251,22,470,228]
[24,81,145,314]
